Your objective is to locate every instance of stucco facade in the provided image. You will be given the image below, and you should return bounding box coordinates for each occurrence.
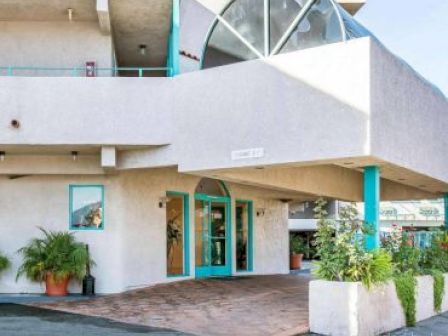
[0,0,447,294]
[0,168,289,294]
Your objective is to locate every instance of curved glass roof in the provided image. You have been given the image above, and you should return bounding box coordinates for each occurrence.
[202,0,373,69]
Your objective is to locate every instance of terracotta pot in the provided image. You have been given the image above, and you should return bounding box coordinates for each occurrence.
[441,242,448,251]
[290,253,304,270]
[45,273,70,296]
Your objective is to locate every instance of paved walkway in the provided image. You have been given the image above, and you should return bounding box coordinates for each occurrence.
[30,275,311,336]
[0,304,192,336]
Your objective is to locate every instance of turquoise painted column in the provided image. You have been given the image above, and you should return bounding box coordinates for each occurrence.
[364,166,380,250]
[168,0,180,77]
[444,193,448,230]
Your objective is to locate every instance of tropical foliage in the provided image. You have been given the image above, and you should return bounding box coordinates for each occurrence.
[16,228,94,283]
[0,252,10,273]
[313,198,393,289]
[312,198,448,326]
[289,234,308,255]
[394,272,417,326]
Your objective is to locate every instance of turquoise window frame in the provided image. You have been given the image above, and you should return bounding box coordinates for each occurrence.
[166,191,190,277]
[69,184,105,231]
[236,199,254,272]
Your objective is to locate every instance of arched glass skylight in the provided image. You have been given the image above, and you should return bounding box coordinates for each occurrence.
[202,0,371,69]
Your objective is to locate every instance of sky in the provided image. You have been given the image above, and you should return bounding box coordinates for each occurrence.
[356,0,448,97]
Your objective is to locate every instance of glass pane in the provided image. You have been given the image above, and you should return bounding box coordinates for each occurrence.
[270,0,303,52]
[211,203,226,266]
[203,18,259,68]
[279,0,343,54]
[195,200,210,267]
[167,195,184,276]
[236,202,249,271]
[221,0,265,55]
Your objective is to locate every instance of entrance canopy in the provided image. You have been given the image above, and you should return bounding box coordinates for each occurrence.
[202,0,372,68]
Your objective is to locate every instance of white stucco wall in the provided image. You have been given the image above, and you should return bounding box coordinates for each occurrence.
[370,41,448,184]
[310,276,448,336]
[0,168,289,294]
[0,21,113,73]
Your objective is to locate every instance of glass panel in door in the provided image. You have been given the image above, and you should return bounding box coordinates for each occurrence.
[210,202,226,267]
[195,200,210,277]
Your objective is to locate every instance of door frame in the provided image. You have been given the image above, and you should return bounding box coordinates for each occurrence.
[194,193,232,278]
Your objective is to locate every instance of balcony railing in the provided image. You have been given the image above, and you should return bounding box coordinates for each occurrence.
[0,66,172,77]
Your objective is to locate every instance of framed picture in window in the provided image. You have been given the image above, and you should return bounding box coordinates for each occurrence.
[69,185,104,230]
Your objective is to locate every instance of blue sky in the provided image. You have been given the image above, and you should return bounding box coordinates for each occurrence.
[356,0,448,96]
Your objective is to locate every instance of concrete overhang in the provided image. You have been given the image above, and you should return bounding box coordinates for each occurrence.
[1,37,447,199]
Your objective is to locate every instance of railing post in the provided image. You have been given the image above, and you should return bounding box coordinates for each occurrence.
[7,66,13,76]
[364,166,380,251]
[138,68,143,78]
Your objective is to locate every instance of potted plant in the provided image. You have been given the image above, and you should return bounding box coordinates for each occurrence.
[290,235,307,270]
[0,252,10,274]
[16,228,94,296]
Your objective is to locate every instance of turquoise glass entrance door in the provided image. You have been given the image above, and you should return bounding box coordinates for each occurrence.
[195,195,231,278]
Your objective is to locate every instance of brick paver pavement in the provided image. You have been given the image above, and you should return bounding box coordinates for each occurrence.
[33,274,311,336]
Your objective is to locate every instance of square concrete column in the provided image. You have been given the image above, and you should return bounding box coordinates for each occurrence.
[364,166,380,250]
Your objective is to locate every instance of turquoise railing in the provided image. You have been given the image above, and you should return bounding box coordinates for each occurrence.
[0,66,172,77]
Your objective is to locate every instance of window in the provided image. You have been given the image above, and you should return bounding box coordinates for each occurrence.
[236,200,253,272]
[167,192,190,276]
[202,0,373,69]
[69,185,104,230]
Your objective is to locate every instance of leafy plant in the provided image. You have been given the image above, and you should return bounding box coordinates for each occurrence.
[388,232,422,275]
[313,198,392,289]
[0,252,10,273]
[421,232,448,273]
[394,272,417,327]
[290,235,308,255]
[432,270,445,313]
[16,228,94,283]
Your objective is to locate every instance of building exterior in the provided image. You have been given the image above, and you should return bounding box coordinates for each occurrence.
[0,0,447,294]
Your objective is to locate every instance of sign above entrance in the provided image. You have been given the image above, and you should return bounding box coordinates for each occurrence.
[231,148,264,161]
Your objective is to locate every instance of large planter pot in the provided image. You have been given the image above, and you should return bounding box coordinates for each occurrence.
[309,274,448,336]
[290,253,303,270]
[45,273,70,296]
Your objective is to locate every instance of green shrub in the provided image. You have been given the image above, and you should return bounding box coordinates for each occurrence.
[422,232,448,273]
[389,232,423,275]
[394,272,417,327]
[290,235,308,255]
[16,227,94,283]
[313,198,392,289]
[0,253,10,273]
[432,270,445,313]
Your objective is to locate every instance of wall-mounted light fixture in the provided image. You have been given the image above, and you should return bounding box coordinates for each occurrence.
[159,196,171,208]
[0,151,5,162]
[71,151,78,161]
[256,208,266,217]
[67,8,74,21]
[139,44,147,56]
